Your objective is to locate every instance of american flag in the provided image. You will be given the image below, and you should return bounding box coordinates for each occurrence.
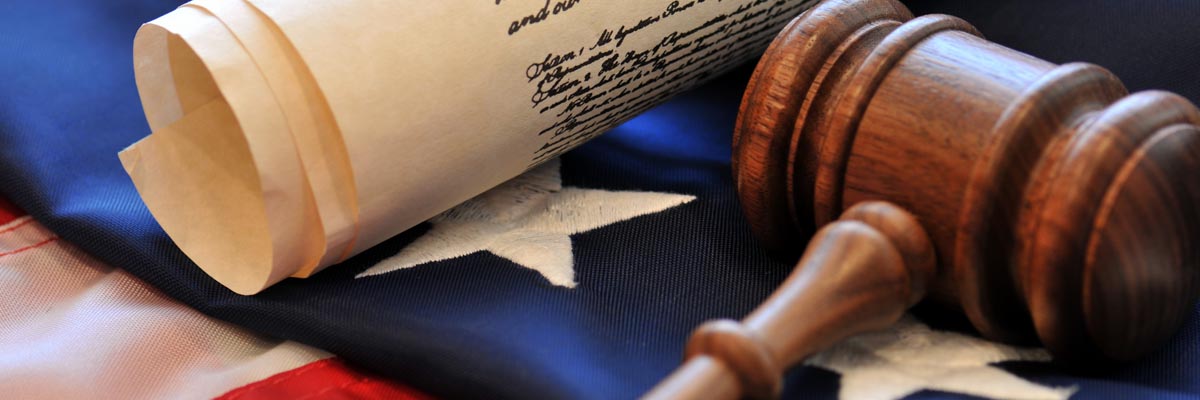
[1,0,1198,398]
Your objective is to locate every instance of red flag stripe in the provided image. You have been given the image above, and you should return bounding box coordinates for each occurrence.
[215,358,432,400]
[0,197,22,225]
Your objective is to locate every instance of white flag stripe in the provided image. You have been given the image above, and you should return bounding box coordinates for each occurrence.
[0,215,35,240]
[0,216,332,399]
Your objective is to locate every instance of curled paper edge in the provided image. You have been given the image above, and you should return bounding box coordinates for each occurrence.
[188,0,361,273]
[124,8,338,294]
[121,99,282,294]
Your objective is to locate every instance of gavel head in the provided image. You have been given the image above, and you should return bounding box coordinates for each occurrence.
[733,0,1200,363]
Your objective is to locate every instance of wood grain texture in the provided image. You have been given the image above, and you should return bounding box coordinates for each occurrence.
[651,0,1200,397]
[733,0,912,256]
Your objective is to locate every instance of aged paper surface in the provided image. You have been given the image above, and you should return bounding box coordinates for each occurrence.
[121,0,819,294]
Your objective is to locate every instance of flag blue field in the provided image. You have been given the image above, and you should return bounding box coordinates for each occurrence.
[1,0,1199,398]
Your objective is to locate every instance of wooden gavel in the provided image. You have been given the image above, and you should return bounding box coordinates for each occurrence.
[647,0,1200,398]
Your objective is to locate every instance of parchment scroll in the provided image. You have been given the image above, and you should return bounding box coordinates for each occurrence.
[120,0,819,294]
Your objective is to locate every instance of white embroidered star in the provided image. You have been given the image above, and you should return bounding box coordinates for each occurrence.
[355,159,695,287]
[806,315,1076,400]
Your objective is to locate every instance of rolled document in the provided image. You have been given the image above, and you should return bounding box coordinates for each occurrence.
[120,0,819,294]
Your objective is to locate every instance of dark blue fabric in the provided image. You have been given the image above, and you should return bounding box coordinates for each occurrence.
[0,0,1198,399]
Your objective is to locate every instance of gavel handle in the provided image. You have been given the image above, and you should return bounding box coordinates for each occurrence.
[644,202,936,400]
